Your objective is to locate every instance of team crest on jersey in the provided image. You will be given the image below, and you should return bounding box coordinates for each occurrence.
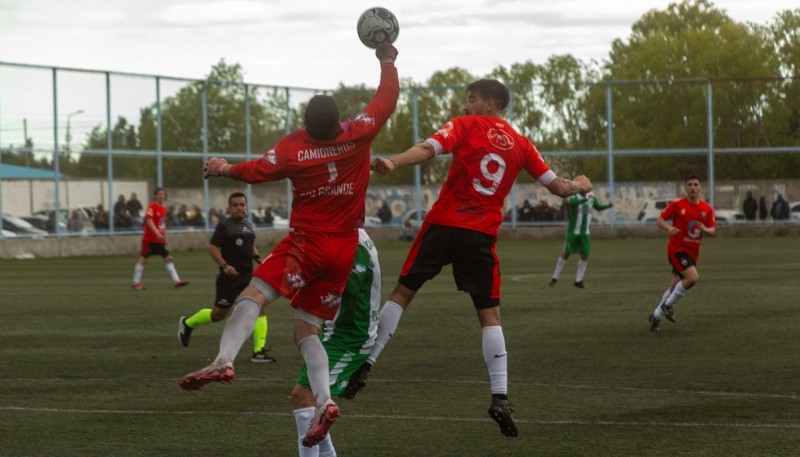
[286,272,307,289]
[700,211,707,218]
[263,149,277,165]
[487,128,514,150]
[319,291,342,309]
[686,220,702,239]
[680,257,689,266]
[235,238,243,246]
[438,121,454,138]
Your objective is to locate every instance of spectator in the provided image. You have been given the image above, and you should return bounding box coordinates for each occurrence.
[770,193,790,220]
[518,199,534,222]
[188,205,205,226]
[209,208,220,227]
[93,204,109,230]
[377,200,393,224]
[166,205,181,228]
[126,192,144,229]
[113,194,130,228]
[67,210,83,232]
[262,206,274,227]
[177,204,190,227]
[399,219,414,241]
[758,196,768,220]
[742,191,757,221]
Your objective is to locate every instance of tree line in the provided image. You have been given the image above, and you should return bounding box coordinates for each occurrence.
[3,0,799,187]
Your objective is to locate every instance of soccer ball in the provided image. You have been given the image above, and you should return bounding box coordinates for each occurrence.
[356,7,399,49]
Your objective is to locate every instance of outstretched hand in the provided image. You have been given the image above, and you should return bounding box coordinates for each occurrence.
[573,175,592,194]
[375,43,398,65]
[204,157,229,179]
[370,157,396,176]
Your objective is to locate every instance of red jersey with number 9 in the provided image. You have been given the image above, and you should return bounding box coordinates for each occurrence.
[424,115,555,236]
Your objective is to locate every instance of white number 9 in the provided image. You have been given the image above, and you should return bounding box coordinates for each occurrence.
[472,153,506,196]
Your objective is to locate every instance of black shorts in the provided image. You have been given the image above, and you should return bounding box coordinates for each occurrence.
[215,272,252,309]
[399,222,500,309]
[668,251,696,276]
[141,241,170,258]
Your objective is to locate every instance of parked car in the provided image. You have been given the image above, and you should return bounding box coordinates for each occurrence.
[363,216,382,227]
[2,214,48,236]
[400,209,428,229]
[790,201,800,221]
[24,208,96,232]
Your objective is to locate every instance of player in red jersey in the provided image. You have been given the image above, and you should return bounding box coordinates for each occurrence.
[649,174,716,332]
[340,79,592,437]
[130,187,189,290]
[179,43,399,448]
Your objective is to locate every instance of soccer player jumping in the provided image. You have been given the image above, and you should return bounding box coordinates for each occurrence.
[342,78,592,437]
[179,43,399,448]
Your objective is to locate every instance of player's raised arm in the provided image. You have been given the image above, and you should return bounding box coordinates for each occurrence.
[370,142,435,175]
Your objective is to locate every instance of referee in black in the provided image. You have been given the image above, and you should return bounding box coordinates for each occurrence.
[178,192,275,362]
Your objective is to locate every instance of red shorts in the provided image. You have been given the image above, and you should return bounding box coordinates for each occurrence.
[253,230,358,320]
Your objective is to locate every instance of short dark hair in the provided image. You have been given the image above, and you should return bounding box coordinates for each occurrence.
[305,95,340,140]
[228,192,247,204]
[684,174,701,183]
[154,187,166,196]
[466,79,510,111]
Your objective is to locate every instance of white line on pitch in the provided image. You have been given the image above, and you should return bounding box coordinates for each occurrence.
[2,406,800,429]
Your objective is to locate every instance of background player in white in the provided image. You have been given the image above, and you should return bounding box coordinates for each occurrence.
[549,192,613,289]
[291,228,380,456]
[342,79,592,437]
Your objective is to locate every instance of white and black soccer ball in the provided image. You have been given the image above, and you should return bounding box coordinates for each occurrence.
[356,7,399,49]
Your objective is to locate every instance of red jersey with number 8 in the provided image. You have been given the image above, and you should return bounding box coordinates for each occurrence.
[424,115,555,236]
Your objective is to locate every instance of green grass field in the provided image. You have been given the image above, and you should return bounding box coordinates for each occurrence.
[1,235,799,456]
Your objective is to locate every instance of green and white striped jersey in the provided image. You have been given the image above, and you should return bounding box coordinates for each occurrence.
[567,194,611,236]
[320,228,381,354]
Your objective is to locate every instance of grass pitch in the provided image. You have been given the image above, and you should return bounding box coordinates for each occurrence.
[1,234,799,456]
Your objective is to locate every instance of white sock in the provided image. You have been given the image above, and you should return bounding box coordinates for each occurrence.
[576,259,588,282]
[664,282,688,308]
[297,335,331,407]
[215,297,259,364]
[653,288,673,318]
[659,289,671,306]
[368,301,404,365]
[132,264,144,283]
[165,262,180,282]
[552,257,567,279]
[293,407,318,457]
[318,435,337,457]
[482,326,508,395]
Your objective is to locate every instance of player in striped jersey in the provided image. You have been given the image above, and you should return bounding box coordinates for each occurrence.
[290,228,380,455]
[549,192,613,289]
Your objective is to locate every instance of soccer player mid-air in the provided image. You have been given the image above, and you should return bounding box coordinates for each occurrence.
[342,78,592,437]
[179,42,399,448]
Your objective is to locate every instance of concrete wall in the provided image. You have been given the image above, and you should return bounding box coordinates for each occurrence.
[2,223,798,260]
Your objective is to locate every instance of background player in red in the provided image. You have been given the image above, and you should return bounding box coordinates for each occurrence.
[130,187,189,290]
[343,79,592,437]
[180,42,399,448]
[649,174,716,332]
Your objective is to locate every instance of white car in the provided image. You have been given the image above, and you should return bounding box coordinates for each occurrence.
[790,201,800,221]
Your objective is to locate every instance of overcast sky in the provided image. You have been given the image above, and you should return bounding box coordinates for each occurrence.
[0,0,795,149]
[1,0,795,88]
